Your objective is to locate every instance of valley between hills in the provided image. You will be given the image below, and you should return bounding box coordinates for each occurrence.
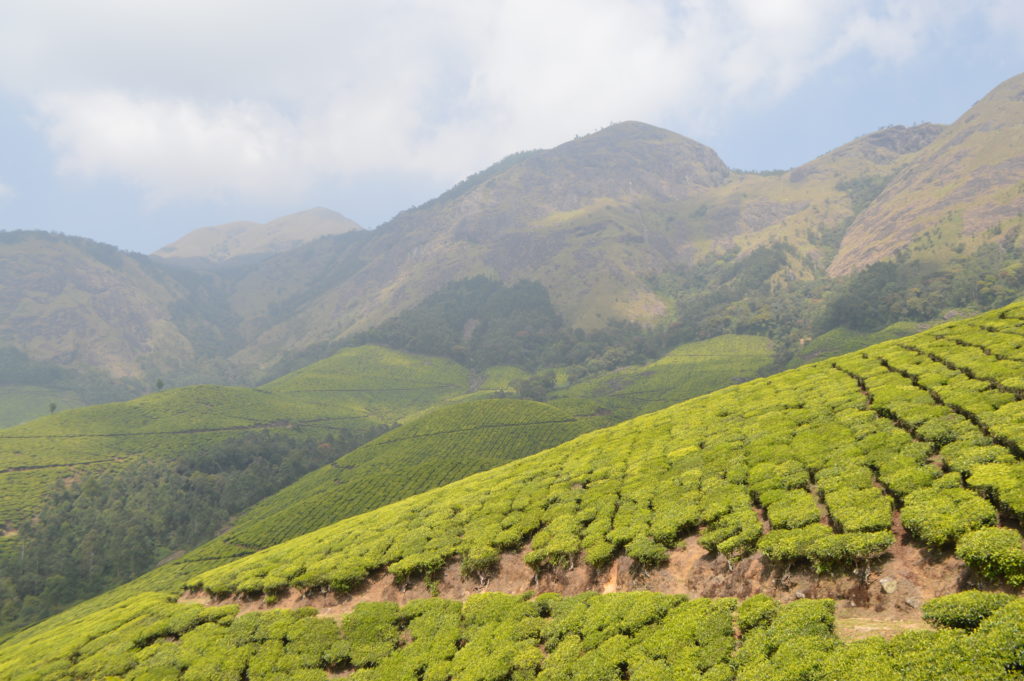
[3,73,1024,680]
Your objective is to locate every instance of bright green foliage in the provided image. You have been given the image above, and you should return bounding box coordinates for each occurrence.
[967,461,1024,519]
[763,489,820,529]
[758,525,893,572]
[181,303,1024,597]
[922,590,1014,629]
[550,334,775,422]
[901,486,998,547]
[7,587,1024,679]
[737,594,779,633]
[824,486,892,532]
[956,527,1024,586]
[209,398,590,554]
[0,345,471,531]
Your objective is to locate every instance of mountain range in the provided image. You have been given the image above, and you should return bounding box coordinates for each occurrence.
[2,74,1023,405]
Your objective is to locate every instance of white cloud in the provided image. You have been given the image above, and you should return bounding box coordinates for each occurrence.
[0,181,12,199]
[0,0,986,204]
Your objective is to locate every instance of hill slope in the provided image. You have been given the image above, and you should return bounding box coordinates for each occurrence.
[0,346,468,532]
[830,72,1024,276]
[0,231,235,381]
[7,303,1024,678]
[7,74,1024,383]
[188,300,1024,607]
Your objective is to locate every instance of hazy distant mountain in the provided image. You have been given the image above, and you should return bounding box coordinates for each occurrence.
[0,231,239,382]
[153,207,362,265]
[5,73,1024,381]
[226,118,936,366]
[829,72,1024,276]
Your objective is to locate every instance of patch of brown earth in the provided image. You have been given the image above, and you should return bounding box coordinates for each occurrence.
[833,611,930,641]
[180,530,979,626]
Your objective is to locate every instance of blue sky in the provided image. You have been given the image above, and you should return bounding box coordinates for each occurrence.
[0,1,1022,254]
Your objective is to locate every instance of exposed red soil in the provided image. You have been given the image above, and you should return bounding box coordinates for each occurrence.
[179,526,982,635]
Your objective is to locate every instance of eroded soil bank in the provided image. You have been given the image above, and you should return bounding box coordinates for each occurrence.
[180,530,986,638]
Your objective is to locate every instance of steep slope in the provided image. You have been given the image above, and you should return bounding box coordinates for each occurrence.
[0,346,469,533]
[0,231,236,381]
[160,398,595,570]
[5,74,1019,382]
[231,119,949,368]
[8,303,1024,679]
[229,122,733,366]
[153,207,362,265]
[188,300,1024,607]
[830,72,1024,276]
[0,396,592,636]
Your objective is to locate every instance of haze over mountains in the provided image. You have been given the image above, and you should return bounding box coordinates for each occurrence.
[3,73,1024,410]
[153,207,362,266]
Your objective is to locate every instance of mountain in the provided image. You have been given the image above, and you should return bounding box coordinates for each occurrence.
[227,122,733,366]
[6,73,1024,399]
[830,73,1024,276]
[153,207,362,266]
[225,118,953,368]
[6,300,1024,678]
[0,231,238,382]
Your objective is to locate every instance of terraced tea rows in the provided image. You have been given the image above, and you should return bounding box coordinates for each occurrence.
[182,399,592,561]
[3,590,1023,681]
[550,334,774,422]
[186,304,1024,599]
[0,347,470,530]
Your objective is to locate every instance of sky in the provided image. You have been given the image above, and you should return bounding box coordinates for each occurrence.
[0,1,1023,254]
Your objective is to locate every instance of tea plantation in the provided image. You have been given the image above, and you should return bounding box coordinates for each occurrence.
[7,303,1024,678]
[0,346,471,531]
[185,304,1024,597]
[180,398,594,562]
[2,590,1023,680]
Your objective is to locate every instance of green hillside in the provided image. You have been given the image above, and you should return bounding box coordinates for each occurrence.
[6,302,1024,678]
[188,300,1024,598]
[0,345,468,532]
[184,398,594,561]
[0,398,595,644]
[5,589,1024,681]
[551,334,775,421]
[786,321,933,369]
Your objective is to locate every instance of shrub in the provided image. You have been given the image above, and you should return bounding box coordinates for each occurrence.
[955,527,1024,586]
[825,487,892,532]
[737,594,779,633]
[922,591,1013,630]
[764,489,821,529]
[901,487,997,547]
[805,530,894,573]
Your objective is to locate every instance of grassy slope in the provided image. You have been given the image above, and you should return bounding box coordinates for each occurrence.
[785,321,933,369]
[0,346,469,530]
[0,387,85,429]
[185,300,1024,597]
[0,398,595,648]
[550,334,775,422]
[9,305,1024,678]
[186,398,594,560]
